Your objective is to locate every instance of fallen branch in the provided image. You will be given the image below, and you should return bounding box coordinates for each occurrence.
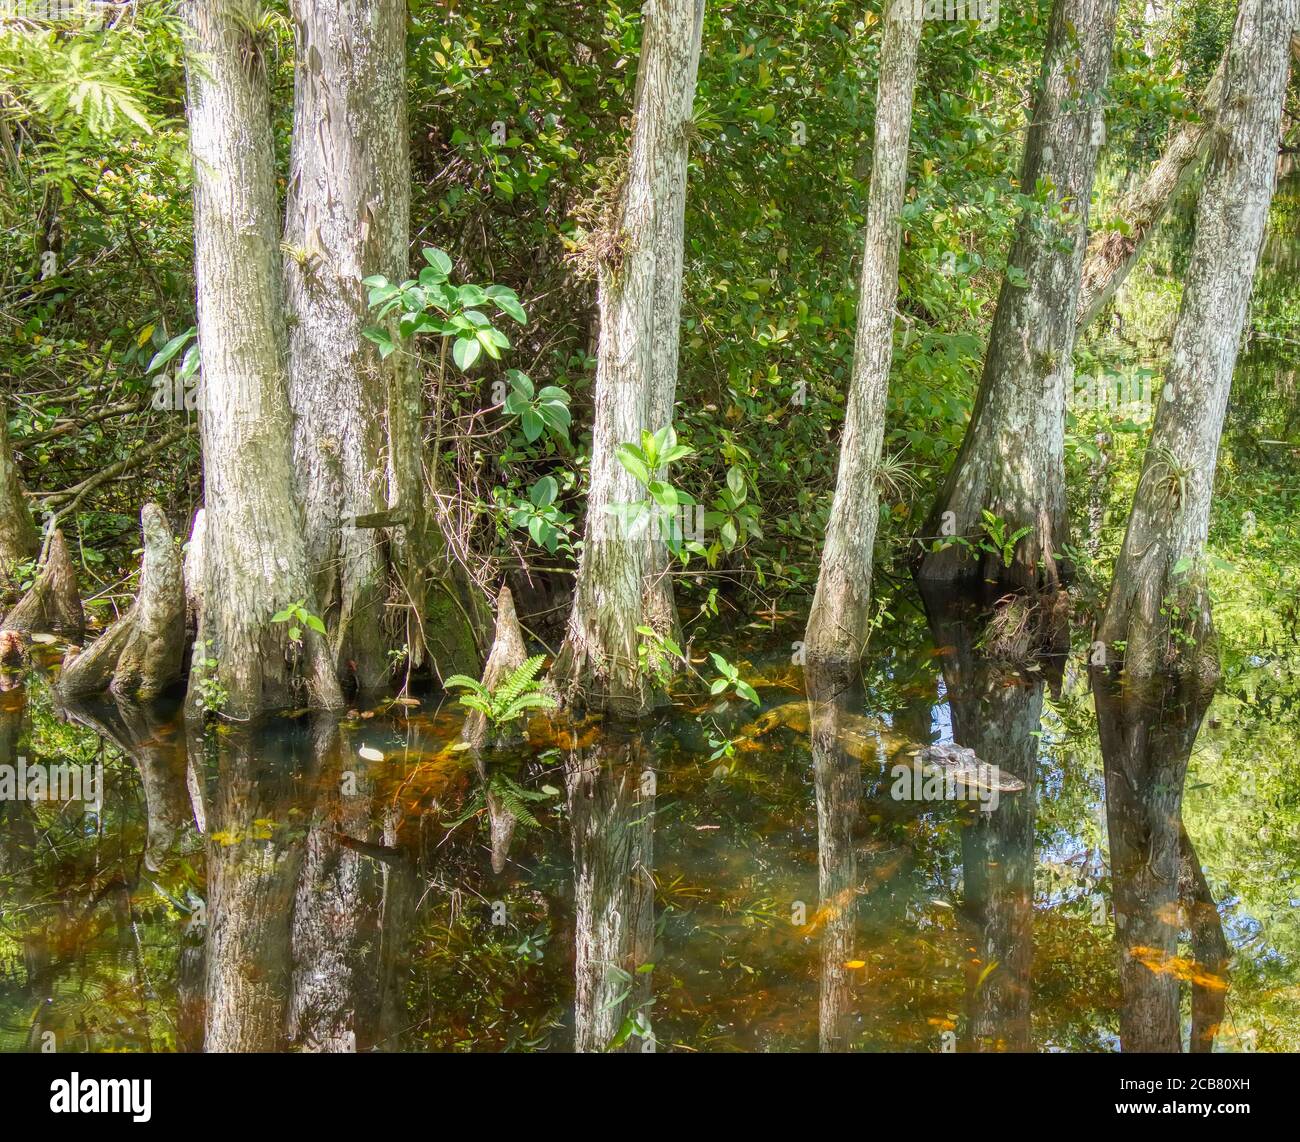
[1077,51,1227,332]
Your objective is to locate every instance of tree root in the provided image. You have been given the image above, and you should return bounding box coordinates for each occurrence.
[1,528,83,636]
[461,584,529,752]
[58,503,185,700]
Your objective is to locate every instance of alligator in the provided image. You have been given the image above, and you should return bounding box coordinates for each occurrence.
[737,699,1028,799]
[912,742,1027,796]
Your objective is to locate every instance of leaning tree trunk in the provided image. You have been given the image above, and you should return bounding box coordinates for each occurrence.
[182,0,342,718]
[0,393,37,572]
[283,0,479,694]
[1097,0,1296,681]
[1076,52,1227,332]
[553,0,705,718]
[919,0,1119,590]
[805,1,922,665]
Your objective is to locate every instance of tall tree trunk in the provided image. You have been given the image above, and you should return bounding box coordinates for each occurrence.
[641,0,706,638]
[805,1,922,665]
[0,393,37,572]
[182,0,342,718]
[1098,0,1296,681]
[283,0,479,694]
[1077,53,1227,332]
[919,0,1119,590]
[553,0,704,718]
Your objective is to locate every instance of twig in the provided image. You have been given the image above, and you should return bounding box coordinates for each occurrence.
[36,426,191,547]
[19,400,145,446]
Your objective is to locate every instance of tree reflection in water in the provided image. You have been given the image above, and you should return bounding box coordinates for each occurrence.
[566,729,656,1052]
[1094,670,1229,1053]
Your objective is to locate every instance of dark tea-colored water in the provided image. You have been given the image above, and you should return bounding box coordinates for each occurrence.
[0,585,1295,1053]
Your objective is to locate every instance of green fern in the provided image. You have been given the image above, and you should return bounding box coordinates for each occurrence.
[444,654,555,730]
[494,655,547,707]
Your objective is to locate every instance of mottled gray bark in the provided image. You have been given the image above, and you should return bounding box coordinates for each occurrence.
[805,661,865,1052]
[641,0,706,639]
[920,0,1119,589]
[555,0,704,717]
[805,1,922,664]
[0,393,37,571]
[1098,0,1296,679]
[460,585,528,752]
[182,507,205,626]
[182,0,342,718]
[283,0,479,691]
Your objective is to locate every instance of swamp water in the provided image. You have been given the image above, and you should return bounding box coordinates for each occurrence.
[0,583,1295,1053]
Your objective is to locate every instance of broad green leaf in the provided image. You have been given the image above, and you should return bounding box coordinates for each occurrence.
[452,336,482,370]
[422,248,453,275]
[146,327,196,374]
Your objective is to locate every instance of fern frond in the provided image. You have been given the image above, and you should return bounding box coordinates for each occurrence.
[440,791,485,829]
[493,654,547,708]
[497,690,557,723]
[457,694,494,718]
